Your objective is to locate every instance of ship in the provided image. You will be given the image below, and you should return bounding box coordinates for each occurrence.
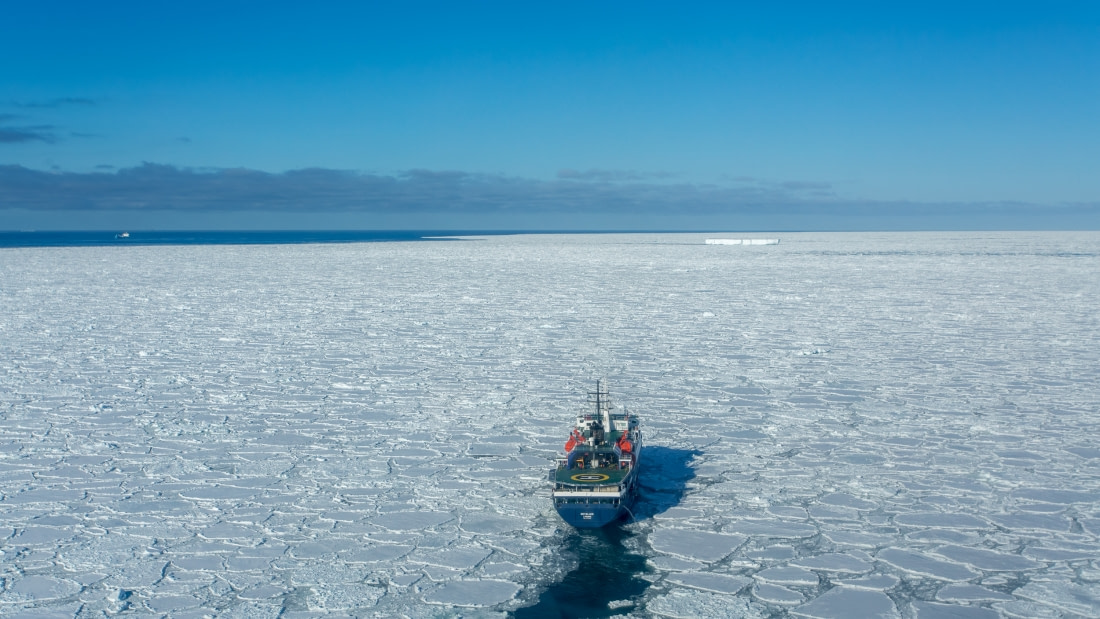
[551,380,642,527]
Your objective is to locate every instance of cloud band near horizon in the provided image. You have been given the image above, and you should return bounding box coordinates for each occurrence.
[1,163,1098,230]
[0,163,842,212]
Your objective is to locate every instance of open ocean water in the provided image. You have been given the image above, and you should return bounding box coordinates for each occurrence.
[1,231,1099,617]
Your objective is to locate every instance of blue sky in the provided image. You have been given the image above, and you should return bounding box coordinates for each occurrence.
[2,2,1099,230]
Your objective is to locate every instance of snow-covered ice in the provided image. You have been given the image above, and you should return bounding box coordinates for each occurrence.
[705,238,780,245]
[2,231,1099,616]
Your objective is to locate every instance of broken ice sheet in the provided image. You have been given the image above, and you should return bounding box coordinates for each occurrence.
[648,589,768,619]
[755,565,820,587]
[0,575,82,603]
[422,579,522,606]
[791,587,899,618]
[876,548,980,581]
[753,582,804,605]
[912,601,999,618]
[665,572,751,594]
[792,553,873,574]
[931,544,1043,571]
[936,583,1014,602]
[4,232,1100,617]
[648,529,747,563]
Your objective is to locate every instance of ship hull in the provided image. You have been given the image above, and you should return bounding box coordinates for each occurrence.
[555,502,629,528]
[552,465,640,528]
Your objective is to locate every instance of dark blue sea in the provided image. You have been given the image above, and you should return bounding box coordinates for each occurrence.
[0,230,515,248]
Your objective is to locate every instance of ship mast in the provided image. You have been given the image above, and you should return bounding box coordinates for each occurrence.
[588,379,612,444]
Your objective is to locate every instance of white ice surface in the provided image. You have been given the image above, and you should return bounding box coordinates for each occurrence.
[705,238,780,245]
[791,587,899,618]
[2,231,1099,616]
[648,529,746,563]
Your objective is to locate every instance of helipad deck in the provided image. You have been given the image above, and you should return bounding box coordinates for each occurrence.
[553,463,631,487]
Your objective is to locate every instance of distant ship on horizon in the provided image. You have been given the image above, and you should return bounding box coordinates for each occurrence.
[115,231,130,239]
[551,380,642,528]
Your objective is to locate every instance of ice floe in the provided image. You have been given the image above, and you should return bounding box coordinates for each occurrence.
[665,571,751,594]
[835,574,901,590]
[793,553,873,573]
[792,587,899,618]
[932,544,1042,571]
[912,601,1000,618]
[648,529,746,563]
[935,583,1014,602]
[753,582,804,605]
[876,548,980,581]
[754,565,820,586]
[649,588,768,618]
[422,579,522,606]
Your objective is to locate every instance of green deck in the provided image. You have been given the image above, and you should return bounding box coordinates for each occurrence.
[554,464,630,486]
[554,441,633,487]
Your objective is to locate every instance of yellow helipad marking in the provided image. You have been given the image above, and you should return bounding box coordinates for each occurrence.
[571,473,610,482]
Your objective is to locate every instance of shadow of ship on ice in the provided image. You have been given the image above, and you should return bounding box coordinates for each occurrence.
[633,445,701,522]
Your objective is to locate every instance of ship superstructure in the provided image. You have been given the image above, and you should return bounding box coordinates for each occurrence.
[551,380,642,527]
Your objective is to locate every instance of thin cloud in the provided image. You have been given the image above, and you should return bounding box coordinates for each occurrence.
[780,180,832,191]
[0,125,56,143]
[11,97,96,109]
[0,100,94,144]
[557,168,676,182]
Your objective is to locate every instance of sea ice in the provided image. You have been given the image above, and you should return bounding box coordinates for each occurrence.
[648,589,768,618]
[793,553,874,573]
[410,545,492,570]
[823,531,897,548]
[368,511,455,531]
[648,529,746,563]
[723,520,818,538]
[987,513,1069,532]
[912,601,1000,618]
[932,544,1042,571]
[753,582,804,605]
[792,587,900,618]
[834,574,901,590]
[422,579,522,606]
[935,584,1014,602]
[3,232,1099,616]
[893,513,988,529]
[647,555,707,571]
[1,575,82,602]
[1013,580,1100,616]
[876,549,979,581]
[1013,489,1099,504]
[665,571,751,594]
[993,599,1065,618]
[817,493,877,510]
[754,566,819,586]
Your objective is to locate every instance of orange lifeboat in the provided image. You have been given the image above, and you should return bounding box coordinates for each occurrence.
[617,433,633,454]
[564,435,577,452]
[564,429,583,453]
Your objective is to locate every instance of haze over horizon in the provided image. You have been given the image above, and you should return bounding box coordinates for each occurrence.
[3,2,1099,230]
